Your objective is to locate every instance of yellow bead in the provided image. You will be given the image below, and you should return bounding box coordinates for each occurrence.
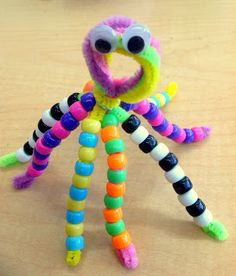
[67,198,86,211]
[81,118,101,134]
[66,250,81,267]
[72,174,91,188]
[79,146,97,162]
[66,223,84,236]
[155,94,166,107]
[166,82,178,98]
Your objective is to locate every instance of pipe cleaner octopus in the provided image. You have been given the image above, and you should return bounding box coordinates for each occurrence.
[0,16,228,269]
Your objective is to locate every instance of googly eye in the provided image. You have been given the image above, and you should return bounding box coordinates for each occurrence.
[90,25,118,54]
[122,24,151,54]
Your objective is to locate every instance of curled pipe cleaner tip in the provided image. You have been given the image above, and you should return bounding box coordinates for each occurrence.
[202,220,228,241]
[116,243,138,269]
[0,152,19,168]
[13,173,35,189]
[202,126,211,137]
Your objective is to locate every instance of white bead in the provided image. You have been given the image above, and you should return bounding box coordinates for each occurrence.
[28,136,36,148]
[150,143,169,161]
[178,189,198,206]
[165,165,185,183]
[42,109,57,127]
[35,127,43,137]
[16,148,32,163]
[130,126,149,144]
[59,97,69,114]
[193,209,213,227]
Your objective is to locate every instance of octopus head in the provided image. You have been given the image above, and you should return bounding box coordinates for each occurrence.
[83,16,161,104]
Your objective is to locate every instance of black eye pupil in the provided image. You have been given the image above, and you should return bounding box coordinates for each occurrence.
[95,39,111,53]
[127,36,145,54]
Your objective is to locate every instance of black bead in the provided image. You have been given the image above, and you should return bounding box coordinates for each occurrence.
[121,115,141,134]
[172,176,193,194]
[38,119,51,133]
[95,39,111,53]
[32,130,39,142]
[186,198,206,217]
[68,92,79,106]
[127,36,145,54]
[139,135,157,153]
[159,153,178,172]
[23,142,34,155]
[50,103,64,120]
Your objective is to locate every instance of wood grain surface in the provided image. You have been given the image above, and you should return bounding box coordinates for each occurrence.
[0,1,236,275]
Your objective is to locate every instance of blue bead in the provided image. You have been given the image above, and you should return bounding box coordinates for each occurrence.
[168,124,180,139]
[80,93,96,112]
[153,118,168,132]
[150,96,161,108]
[69,186,88,201]
[74,161,94,176]
[42,130,61,148]
[120,102,136,111]
[66,236,84,251]
[66,210,85,224]
[79,132,98,147]
[32,161,48,171]
[143,103,158,120]
[161,92,170,104]
[61,112,79,131]
[183,128,194,143]
[34,150,50,160]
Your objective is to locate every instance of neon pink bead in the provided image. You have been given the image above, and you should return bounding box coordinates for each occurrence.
[32,156,49,165]
[148,111,164,126]
[173,128,186,143]
[27,164,43,177]
[52,121,71,139]
[134,100,150,115]
[35,138,53,155]
[159,123,174,137]
[69,102,88,121]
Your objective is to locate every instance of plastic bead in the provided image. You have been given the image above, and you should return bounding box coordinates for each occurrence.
[193,209,213,227]
[32,130,39,142]
[165,165,185,183]
[105,139,125,155]
[80,93,96,112]
[134,99,150,115]
[42,109,57,127]
[79,132,98,147]
[83,80,94,92]
[104,194,124,209]
[69,101,88,121]
[150,143,169,161]
[23,142,34,155]
[38,119,51,133]
[143,103,158,120]
[67,198,86,212]
[52,121,71,139]
[59,97,70,114]
[107,153,127,170]
[186,199,206,217]
[69,186,88,201]
[72,174,92,188]
[66,223,84,236]
[138,135,157,153]
[112,230,132,249]
[130,126,149,144]
[34,150,50,160]
[107,169,127,183]
[81,118,101,134]
[27,163,44,177]
[106,182,125,197]
[67,92,79,106]
[32,161,48,171]
[28,136,36,148]
[79,147,97,162]
[178,189,198,207]
[66,210,85,224]
[121,114,141,134]
[50,103,64,120]
[159,152,178,172]
[74,161,94,176]
[101,113,119,128]
[103,208,123,223]
[105,220,125,236]
[61,112,80,131]
[42,130,61,148]
[35,138,53,155]
[172,176,193,194]
[16,147,31,162]
[101,126,120,143]
[66,236,84,251]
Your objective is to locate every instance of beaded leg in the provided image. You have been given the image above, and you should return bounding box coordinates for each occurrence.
[13,93,96,189]
[111,107,228,241]
[65,117,100,266]
[0,92,80,168]
[101,113,138,270]
[133,98,211,144]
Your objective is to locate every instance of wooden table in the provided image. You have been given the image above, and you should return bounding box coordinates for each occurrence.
[0,1,235,275]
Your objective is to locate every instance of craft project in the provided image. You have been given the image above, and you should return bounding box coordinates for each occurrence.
[0,16,228,269]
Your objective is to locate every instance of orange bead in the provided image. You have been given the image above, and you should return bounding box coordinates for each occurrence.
[83,80,94,92]
[106,182,125,197]
[103,208,123,223]
[101,126,120,143]
[112,230,132,249]
[107,153,127,170]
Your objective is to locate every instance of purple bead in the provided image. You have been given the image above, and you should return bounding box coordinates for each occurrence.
[183,129,194,143]
[168,124,181,139]
[32,161,48,171]
[80,93,96,112]
[120,102,136,111]
[153,118,169,132]
[143,103,158,120]
[61,112,79,131]
[42,130,61,148]
[34,149,50,160]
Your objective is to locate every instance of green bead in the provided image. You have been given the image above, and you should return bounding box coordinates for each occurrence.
[101,114,119,128]
[104,194,123,208]
[105,139,125,154]
[105,220,125,236]
[107,169,126,183]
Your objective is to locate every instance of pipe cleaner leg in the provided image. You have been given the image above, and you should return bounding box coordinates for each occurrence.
[133,99,211,144]
[65,117,100,266]
[101,113,138,270]
[0,92,80,168]
[13,93,96,189]
[111,107,228,241]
